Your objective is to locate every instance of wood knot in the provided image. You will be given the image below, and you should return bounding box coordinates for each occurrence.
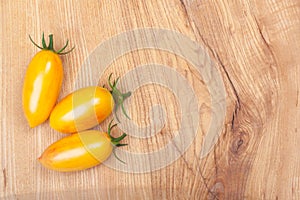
[230,131,249,155]
[208,181,225,200]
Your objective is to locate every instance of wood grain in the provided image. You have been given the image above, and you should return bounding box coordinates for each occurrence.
[1,0,299,199]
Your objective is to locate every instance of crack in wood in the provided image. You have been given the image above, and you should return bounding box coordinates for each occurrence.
[214,53,241,131]
[179,0,187,14]
[192,27,242,132]
[176,1,243,198]
[191,24,242,132]
[213,147,218,176]
[196,165,220,200]
[253,16,270,46]
[170,133,219,199]
[178,0,242,132]
[252,16,278,68]
[2,168,6,189]
[170,138,196,177]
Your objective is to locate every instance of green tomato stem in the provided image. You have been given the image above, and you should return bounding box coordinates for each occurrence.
[108,73,132,122]
[106,119,127,164]
[28,33,75,55]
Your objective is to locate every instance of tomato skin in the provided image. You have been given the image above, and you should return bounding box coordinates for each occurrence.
[22,50,63,127]
[49,86,114,133]
[38,130,113,172]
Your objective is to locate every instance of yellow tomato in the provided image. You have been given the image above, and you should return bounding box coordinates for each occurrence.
[38,122,127,172]
[49,86,114,133]
[50,75,131,133]
[22,33,74,127]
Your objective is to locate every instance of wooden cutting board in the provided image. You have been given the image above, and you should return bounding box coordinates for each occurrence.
[1,0,299,199]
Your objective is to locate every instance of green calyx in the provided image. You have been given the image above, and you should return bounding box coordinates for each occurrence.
[29,32,75,55]
[107,120,128,164]
[108,73,132,122]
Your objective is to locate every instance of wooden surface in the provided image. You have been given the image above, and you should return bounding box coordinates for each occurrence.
[1,0,299,199]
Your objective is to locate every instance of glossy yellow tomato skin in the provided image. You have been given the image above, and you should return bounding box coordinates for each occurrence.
[38,130,113,172]
[49,86,114,133]
[22,50,63,127]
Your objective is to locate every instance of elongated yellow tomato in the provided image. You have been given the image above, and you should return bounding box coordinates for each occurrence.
[23,50,63,127]
[22,33,74,127]
[50,75,131,133]
[50,86,114,133]
[38,121,127,172]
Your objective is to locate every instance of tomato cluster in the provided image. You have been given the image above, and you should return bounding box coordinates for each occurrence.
[22,33,130,172]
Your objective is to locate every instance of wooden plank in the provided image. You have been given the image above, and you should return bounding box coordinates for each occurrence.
[182,0,300,199]
[1,0,299,199]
